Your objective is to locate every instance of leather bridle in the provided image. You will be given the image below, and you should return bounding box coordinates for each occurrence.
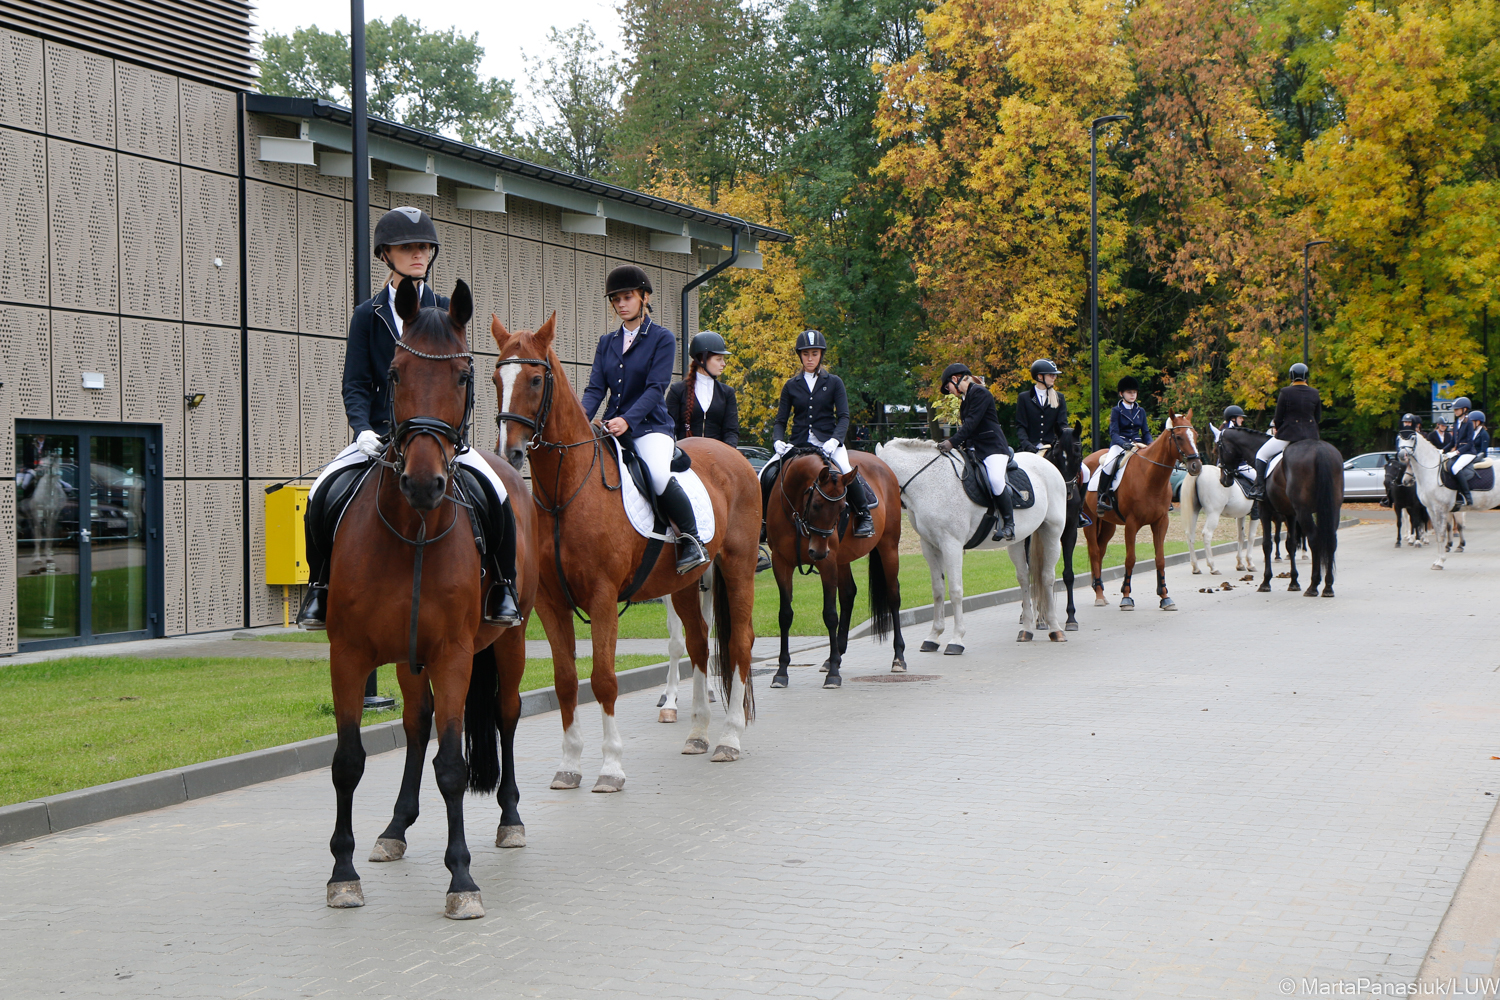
[494,355,555,451]
[383,339,475,477]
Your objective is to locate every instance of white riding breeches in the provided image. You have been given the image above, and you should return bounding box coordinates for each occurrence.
[983,453,1010,496]
[1088,444,1127,491]
[1451,453,1476,474]
[310,440,510,504]
[632,431,676,495]
[807,432,854,474]
[1255,436,1288,463]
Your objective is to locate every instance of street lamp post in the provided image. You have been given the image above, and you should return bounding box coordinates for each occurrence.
[1090,114,1128,452]
[1302,240,1332,367]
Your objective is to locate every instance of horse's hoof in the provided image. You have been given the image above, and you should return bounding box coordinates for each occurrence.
[1017,630,1033,642]
[683,737,709,755]
[326,880,364,908]
[550,771,582,790]
[919,640,940,652]
[1257,583,1271,593]
[1119,599,1135,611]
[1094,597,1108,607]
[1049,631,1067,642]
[818,659,830,673]
[1160,598,1176,610]
[1210,569,1221,576]
[1431,563,1444,571]
[444,891,485,920]
[891,658,908,672]
[1065,621,1079,632]
[496,824,526,849]
[591,774,626,793]
[1321,589,1335,598]
[658,708,677,723]
[1288,582,1300,592]
[1303,586,1319,597]
[942,644,963,656]
[769,672,789,689]
[368,838,406,862]
[710,745,740,762]
[1191,567,1201,575]
[656,694,668,708]
[708,689,717,703]
[823,673,842,689]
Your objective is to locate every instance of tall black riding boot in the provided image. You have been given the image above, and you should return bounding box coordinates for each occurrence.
[759,461,778,543]
[1095,466,1117,515]
[483,497,522,627]
[1456,468,1475,509]
[296,493,330,630]
[849,471,876,538]
[991,485,1016,542]
[660,477,710,573]
[1248,458,1269,501]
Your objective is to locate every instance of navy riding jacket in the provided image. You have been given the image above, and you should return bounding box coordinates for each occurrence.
[948,384,1013,462]
[1108,402,1153,449]
[580,317,675,437]
[1451,417,1480,455]
[342,282,446,436]
[772,370,850,446]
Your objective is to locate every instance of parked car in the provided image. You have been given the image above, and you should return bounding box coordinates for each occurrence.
[737,445,772,472]
[1343,451,1399,499]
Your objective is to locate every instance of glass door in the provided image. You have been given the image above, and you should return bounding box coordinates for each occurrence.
[15,421,163,650]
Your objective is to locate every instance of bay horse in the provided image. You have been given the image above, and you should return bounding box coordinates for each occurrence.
[1218,426,1342,595]
[323,278,537,920]
[1082,412,1202,610]
[491,315,761,779]
[875,438,1069,651]
[764,447,906,687]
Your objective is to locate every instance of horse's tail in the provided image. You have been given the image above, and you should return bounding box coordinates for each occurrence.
[464,645,502,794]
[1183,469,1200,531]
[710,561,753,723]
[1312,445,1342,576]
[867,546,896,645]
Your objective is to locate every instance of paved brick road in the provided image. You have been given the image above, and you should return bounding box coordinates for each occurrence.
[3,518,1498,999]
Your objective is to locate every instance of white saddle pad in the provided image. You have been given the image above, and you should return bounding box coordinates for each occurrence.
[612,439,716,544]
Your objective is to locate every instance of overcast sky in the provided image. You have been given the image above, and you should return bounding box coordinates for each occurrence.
[250,0,624,89]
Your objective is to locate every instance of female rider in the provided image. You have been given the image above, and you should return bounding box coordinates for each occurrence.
[1449,404,1488,508]
[936,363,1015,541]
[1015,358,1069,452]
[580,264,709,574]
[1089,375,1153,513]
[297,206,520,629]
[764,330,876,538]
[665,331,740,446]
[1247,362,1322,500]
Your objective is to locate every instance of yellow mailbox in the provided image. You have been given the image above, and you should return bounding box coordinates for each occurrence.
[264,486,310,586]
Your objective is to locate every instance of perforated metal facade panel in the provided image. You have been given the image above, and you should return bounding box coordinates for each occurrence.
[0,26,44,131]
[183,325,241,477]
[539,204,574,249]
[434,220,471,293]
[297,161,344,199]
[509,197,542,242]
[185,479,242,633]
[573,228,606,257]
[121,318,185,476]
[48,139,118,311]
[118,155,182,320]
[542,244,577,363]
[182,167,239,326]
[299,335,347,470]
[296,191,347,337]
[470,228,509,346]
[51,311,120,420]
[162,479,185,635]
[576,252,608,349]
[43,41,113,146]
[0,486,14,653]
[249,330,300,478]
[115,62,178,161]
[510,238,544,332]
[179,80,236,175]
[0,305,50,418]
[0,127,48,306]
[431,177,467,224]
[606,220,641,263]
[472,350,498,452]
[246,180,299,332]
[243,112,297,187]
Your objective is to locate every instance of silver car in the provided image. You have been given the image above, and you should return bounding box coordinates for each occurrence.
[1343,451,1399,499]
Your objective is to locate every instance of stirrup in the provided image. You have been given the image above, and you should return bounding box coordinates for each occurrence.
[483,580,522,628]
[852,510,875,538]
[297,585,327,631]
[992,520,1015,542]
[675,535,709,574]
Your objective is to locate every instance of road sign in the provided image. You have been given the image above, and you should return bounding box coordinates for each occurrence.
[1432,380,1459,424]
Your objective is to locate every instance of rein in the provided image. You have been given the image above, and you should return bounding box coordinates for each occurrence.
[372,464,464,674]
[898,449,959,494]
[777,450,846,575]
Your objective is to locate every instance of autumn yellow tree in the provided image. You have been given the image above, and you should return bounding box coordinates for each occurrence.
[874,0,1133,397]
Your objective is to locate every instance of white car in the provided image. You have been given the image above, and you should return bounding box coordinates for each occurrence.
[1342,451,1399,499]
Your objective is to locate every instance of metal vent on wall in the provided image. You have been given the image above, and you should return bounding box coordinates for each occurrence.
[48,139,118,312]
[186,480,242,633]
[299,336,347,470]
[179,81,236,175]
[115,62,179,161]
[0,127,49,306]
[542,244,577,363]
[296,192,347,336]
[0,306,51,419]
[509,238,543,332]
[118,155,183,320]
[470,228,509,345]
[246,181,298,333]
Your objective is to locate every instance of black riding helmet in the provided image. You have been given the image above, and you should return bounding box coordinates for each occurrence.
[1289,362,1310,381]
[1400,412,1416,425]
[795,329,828,354]
[1223,404,1245,420]
[605,264,653,297]
[1031,358,1061,379]
[940,362,972,395]
[689,331,730,359]
[373,207,440,273]
[1117,375,1140,393]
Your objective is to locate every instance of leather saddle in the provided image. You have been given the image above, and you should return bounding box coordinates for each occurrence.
[1441,456,1495,493]
[311,456,499,558]
[959,449,1035,510]
[616,437,692,531]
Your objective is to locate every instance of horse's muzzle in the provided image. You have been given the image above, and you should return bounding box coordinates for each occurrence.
[504,445,526,471]
[400,472,448,510]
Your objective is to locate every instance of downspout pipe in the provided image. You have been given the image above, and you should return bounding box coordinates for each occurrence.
[680,223,745,376]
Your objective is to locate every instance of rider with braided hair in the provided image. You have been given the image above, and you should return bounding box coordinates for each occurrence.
[665,331,740,446]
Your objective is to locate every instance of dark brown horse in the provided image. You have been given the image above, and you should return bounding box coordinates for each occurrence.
[324,278,537,920]
[765,448,906,688]
[1083,411,1202,610]
[491,314,761,781]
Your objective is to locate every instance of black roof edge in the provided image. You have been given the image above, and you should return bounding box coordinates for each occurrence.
[242,93,793,244]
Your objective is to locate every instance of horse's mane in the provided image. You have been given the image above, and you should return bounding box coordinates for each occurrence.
[404,306,468,353]
[880,437,940,452]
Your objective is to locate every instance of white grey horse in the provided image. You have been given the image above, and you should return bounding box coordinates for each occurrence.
[1400,433,1497,569]
[19,452,67,573]
[875,439,1070,649]
[1182,466,1257,575]
[655,566,717,724]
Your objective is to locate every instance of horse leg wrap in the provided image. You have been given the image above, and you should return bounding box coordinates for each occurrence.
[1092,577,1103,591]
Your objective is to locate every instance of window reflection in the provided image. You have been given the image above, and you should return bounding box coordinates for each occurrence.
[15,433,81,639]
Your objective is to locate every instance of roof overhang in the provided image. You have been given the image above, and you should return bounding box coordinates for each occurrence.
[243,94,792,249]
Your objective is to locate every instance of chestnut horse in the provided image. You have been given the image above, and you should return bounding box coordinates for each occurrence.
[764,448,906,688]
[491,314,761,784]
[323,278,537,921]
[1082,411,1202,610]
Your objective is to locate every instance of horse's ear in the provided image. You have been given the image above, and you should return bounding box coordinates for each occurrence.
[449,279,473,330]
[490,314,510,350]
[394,275,420,326]
[840,468,859,488]
[1183,408,1194,424]
[1074,419,1083,436]
[534,312,558,354]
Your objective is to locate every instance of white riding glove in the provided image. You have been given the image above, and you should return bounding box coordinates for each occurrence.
[773,440,791,457]
[822,438,840,457]
[355,430,383,458]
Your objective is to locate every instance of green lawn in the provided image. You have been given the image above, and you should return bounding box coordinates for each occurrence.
[0,652,660,806]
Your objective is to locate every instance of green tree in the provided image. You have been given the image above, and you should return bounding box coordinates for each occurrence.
[519,24,621,178]
[257,16,520,149]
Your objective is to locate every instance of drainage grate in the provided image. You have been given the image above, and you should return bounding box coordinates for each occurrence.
[849,674,942,683]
